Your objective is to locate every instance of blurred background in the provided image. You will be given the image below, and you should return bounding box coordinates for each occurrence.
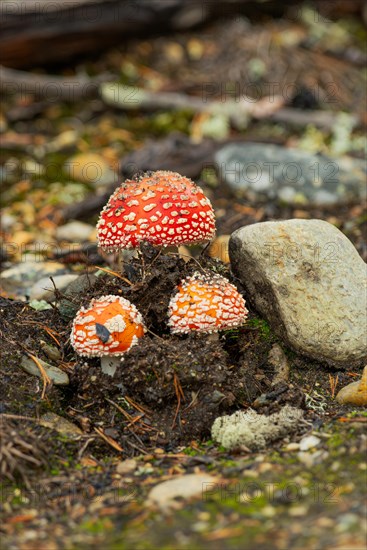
[1,0,366,300]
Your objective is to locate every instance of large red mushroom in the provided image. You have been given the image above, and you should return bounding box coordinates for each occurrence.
[97,170,216,251]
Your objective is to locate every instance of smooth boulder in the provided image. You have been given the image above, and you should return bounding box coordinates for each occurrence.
[229,219,367,365]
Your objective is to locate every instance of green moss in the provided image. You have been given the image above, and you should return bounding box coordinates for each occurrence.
[80,518,113,535]
[246,318,272,340]
[183,447,200,456]
[347,410,367,418]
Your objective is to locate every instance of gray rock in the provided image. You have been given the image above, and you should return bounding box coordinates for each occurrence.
[230,219,367,365]
[39,413,82,437]
[20,356,69,385]
[1,260,69,299]
[215,143,367,205]
[29,274,79,301]
[64,153,116,188]
[58,273,97,319]
[56,221,94,242]
[1,261,66,284]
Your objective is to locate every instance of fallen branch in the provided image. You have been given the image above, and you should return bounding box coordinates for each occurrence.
[100,83,285,130]
[0,65,112,100]
[269,107,359,129]
[101,83,361,131]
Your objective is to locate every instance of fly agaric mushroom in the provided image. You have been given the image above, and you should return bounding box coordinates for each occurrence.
[71,295,145,376]
[97,170,216,250]
[168,272,248,334]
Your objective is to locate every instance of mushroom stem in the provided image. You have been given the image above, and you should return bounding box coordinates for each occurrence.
[101,356,121,376]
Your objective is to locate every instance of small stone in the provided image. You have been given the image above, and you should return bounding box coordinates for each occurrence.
[56,221,95,242]
[64,153,115,187]
[39,413,82,437]
[58,273,97,319]
[40,341,61,362]
[285,442,300,452]
[230,219,367,365]
[299,435,321,451]
[20,356,69,385]
[29,274,79,301]
[147,473,218,511]
[178,245,192,263]
[336,366,367,406]
[268,344,289,385]
[335,513,359,533]
[1,261,66,284]
[209,235,230,263]
[262,505,276,517]
[288,505,308,517]
[116,459,137,475]
[297,450,328,467]
[296,452,315,467]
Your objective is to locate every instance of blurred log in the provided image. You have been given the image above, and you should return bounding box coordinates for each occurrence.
[0,0,258,68]
[3,0,364,69]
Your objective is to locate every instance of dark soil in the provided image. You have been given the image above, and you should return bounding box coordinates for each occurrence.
[1,247,361,465]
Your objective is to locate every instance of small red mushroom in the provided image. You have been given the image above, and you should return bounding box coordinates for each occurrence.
[168,272,248,334]
[97,170,216,250]
[71,295,145,375]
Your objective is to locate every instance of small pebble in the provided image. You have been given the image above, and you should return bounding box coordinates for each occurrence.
[20,355,69,385]
[299,435,321,451]
[30,274,79,301]
[336,366,367,406]
[288,505,308,517]
[209,235,230,263]
[56,221,95,242]
[116,459,137,475]
[64,152,115,187]
[285,442,300,452]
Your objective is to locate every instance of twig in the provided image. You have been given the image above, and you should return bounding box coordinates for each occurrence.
[124,396,152,416]
[94,427,123,452]
[328,374,339,399]
[93,265,133,285]
[0,414,40,422]
[172,373,185,429]
[23,321,61,347]
[105,398,133,421]
[28,354,51,399]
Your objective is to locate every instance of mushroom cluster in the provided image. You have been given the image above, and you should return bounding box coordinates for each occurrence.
[70,170,248,375]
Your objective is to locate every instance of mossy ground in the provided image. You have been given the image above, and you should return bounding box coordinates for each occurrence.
[1,253,366,549]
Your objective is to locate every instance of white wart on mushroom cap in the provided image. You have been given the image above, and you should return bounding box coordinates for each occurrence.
[97,170,216,250]
[168,272,248,334]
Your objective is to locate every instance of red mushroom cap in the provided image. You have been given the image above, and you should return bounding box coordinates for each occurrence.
[97,170,216,250]
[71,295,145,357]
[168,272,248,334]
